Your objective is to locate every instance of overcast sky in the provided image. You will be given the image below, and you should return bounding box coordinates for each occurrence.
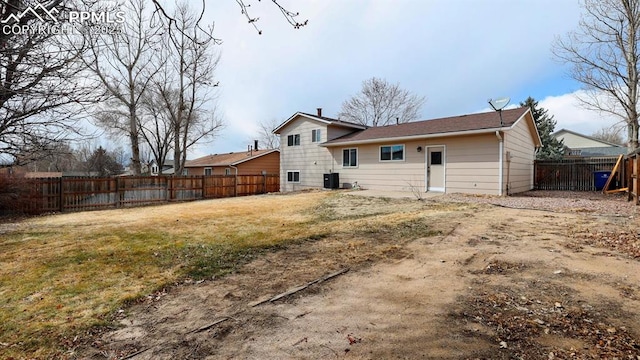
[187,0,622,157]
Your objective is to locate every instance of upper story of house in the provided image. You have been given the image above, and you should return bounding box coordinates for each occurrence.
[273,108,367,167]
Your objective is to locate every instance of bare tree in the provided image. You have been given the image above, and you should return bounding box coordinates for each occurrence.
[255,118,282,149]
[338,77,426,127]
[138,89,174,176]
[592,126,625,145]
[553,0,640,150]
[0,0,96,164]
[151,0,307,37]
[154,2,224,176]
[83,0,161,175]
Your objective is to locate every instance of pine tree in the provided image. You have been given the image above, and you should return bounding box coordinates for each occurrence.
[520,97,565,160]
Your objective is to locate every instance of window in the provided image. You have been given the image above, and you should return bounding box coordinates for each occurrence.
[342,148,358,167]
[287,134,300,146]
[182,169,188,175]
[287,171,300,183]
[204,167,212,176]
[225,168,231,175]
[312,129,322,143]
[430,151,442,165]
[380,145,404,161]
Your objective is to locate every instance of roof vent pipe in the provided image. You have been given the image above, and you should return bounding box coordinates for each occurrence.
[317,108,322,117]
[254,140,259,151]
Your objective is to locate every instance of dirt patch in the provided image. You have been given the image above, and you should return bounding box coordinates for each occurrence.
[74,193,640,359]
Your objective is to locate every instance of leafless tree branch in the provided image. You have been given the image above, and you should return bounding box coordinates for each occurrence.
[338,77,426,127]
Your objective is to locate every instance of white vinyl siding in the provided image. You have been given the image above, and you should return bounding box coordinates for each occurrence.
[278,117,334,191]
[331,135,505,195]
[503,115,537,194]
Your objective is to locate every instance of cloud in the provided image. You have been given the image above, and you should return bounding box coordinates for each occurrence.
[540,91,625,137]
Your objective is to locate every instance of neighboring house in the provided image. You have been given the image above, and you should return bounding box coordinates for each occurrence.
[184,147,280,176]
[274,107,541,195]
[552,129,627,157]
[149,160,176,176]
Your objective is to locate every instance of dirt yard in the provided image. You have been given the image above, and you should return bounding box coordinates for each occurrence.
[78,191,640,359]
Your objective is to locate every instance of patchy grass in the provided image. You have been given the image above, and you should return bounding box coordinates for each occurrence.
[0,191,457,359]
[0,192,329,359]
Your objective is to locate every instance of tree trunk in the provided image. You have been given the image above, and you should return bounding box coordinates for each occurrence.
[628,119,639,152]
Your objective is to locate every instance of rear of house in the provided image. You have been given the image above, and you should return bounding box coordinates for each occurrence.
[275,107,541,195]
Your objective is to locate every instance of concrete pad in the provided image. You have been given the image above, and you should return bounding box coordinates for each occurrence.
[343,189,444,199]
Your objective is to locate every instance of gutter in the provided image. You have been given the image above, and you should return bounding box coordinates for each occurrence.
[320,126,511,147]
[229,165,239,197]
[496,131,503,196]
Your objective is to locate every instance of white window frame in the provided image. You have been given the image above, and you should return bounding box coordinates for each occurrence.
[312,129,322,143]
[379,144,405,161]
[342,148,358,168]
[225,168,231,175]
[287,134,301,146]
[286,170,300,183]
[204,167,212,176]
[182,169,188,175]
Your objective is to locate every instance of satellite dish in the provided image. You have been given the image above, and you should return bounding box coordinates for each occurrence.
[488,97,510,111]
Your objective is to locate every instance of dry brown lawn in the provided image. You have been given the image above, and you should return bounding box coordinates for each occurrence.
[3,190,640,359]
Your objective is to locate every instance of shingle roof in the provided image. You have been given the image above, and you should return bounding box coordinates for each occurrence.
[273,112,367,134]
[184,149,278,167]
[297,112,368,129]
[322,107,530,145]
[572,147,628,157]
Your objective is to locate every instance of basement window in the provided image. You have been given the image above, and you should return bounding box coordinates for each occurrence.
[287,171,300,183]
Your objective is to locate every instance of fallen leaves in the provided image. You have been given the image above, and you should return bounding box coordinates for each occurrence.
[454,284,640,358]
[570,229,640,259]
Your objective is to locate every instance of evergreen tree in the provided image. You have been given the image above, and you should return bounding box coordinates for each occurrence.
[520,97,565,160]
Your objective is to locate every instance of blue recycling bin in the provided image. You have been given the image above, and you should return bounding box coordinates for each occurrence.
[593,170,611,191]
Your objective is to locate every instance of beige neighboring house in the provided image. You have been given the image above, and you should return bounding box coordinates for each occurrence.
[274,107,541,195]
[184,148,280,176]
[552,128,627,157]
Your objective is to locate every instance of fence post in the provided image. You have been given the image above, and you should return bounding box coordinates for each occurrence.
[115,177,120,208]
[201,175,205,199]
[58,177,64,212]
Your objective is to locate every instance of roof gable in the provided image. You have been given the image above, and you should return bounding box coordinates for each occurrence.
[184,149,279,167]
[552,128,623,148]
[273,112,366,134]
[322,107,534,146]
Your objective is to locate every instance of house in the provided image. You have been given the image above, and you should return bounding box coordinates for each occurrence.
[184,145,279,176]
[274,107,541,195]
[149,159,176,176]
[552,128,627,157]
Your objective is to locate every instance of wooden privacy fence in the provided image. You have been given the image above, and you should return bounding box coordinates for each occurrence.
[19,174,279,214]
[534,157,623,191]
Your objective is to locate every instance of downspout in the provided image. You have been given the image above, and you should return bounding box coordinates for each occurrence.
[496,131,503,196]
[230,165,239,197]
